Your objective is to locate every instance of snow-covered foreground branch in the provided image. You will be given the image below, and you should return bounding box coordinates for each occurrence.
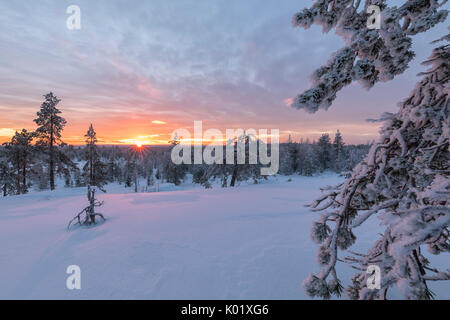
[290,0,448,113]
[303,41,449,300]
[0,175,448,299]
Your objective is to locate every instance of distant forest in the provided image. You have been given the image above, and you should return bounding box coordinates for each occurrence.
[0,93,370,196]
[0,132,370,196]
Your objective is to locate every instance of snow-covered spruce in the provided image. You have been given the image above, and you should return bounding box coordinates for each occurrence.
[2,129,35,195]
[303,40,449,299]
[290,0,448,113]
[34,92,70,190]
[83,124,107,190]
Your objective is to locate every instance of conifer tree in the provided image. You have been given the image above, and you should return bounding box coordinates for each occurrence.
[0,156,14,197]
[304,38,449,300]
[3,129,35,194]
[34,92,66,190]
[164,134,186,186]
[83,124,106,189]
[333,130,346,172]
[317,133,332,172]
[281,135,299,175]
[291,1,449,299]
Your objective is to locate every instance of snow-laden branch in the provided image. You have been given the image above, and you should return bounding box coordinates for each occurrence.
[289,1,448,113]
[302,38,450,299]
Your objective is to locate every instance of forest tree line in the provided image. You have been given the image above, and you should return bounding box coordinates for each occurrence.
[0,92,370,196]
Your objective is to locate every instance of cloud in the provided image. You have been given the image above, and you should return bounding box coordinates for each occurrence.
[0,1,447,145]
[283,98,293,107]
[0,128,16,137]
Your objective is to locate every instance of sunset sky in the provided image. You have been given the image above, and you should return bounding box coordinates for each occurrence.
[0,0,447,145]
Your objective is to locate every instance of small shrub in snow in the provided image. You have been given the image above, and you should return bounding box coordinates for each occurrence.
[68,185,105,230]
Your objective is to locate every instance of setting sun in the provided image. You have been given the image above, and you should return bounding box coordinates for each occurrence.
[1,0,448,302]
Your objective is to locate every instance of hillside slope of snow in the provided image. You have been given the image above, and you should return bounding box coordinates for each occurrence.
[0,175,448,299]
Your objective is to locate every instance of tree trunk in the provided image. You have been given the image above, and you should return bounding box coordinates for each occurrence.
[89,144,94,185]
[22,154,27,194]
[134,164,138,193]
[221,175,228,188]
[16,164,20,195]
[49,119,55,190]
[230,166,238,187]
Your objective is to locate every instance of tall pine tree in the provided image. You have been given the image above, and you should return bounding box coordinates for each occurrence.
[34,92,66,190]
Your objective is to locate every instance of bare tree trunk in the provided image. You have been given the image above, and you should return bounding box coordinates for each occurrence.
[49,119,55,190]
[134,163,138,193]
[22,153,27,193]
[16,166,20,194]
[89,144,94,185]
[15,151,21,194]
[230,166,238,187]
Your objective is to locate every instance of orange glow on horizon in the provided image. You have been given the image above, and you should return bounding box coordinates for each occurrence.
[0,120,381,146]
[0,130,378,146]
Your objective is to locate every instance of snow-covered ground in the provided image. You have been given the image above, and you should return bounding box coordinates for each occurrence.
[0,175,448,299]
